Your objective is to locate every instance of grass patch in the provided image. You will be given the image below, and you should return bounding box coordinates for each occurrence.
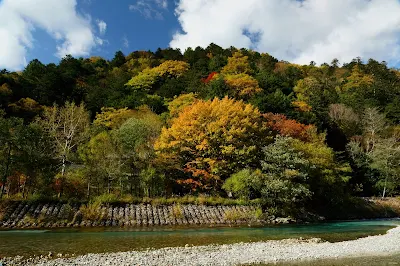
[2,195,262,207]
[170,204,184,219]
[87,195,262,206]
[80,201,104,221]
[224,207,265,222]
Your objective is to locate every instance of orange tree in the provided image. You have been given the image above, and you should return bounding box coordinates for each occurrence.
[155,97,274,192]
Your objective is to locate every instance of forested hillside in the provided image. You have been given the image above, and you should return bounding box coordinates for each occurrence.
[1,44,399,216]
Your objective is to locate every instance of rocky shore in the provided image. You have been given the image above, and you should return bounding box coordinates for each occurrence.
[2,226,399,266]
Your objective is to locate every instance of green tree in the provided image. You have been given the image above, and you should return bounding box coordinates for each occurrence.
[116,116,162,196]
[260,137,312,210]
[347,108,400,197]
[110,51,126,68]
[38,102,90,196]
[0,116,23,198]
[223,137,311,212]
[80,131,124,195]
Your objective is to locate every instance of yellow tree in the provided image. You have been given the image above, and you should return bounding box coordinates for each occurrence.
[211,52,262,99]
[339,65,374,110]
[293,77,320,103]
[167,93,198,118]
[126,67,159,91]
[0,83,12,108]
[94,106,161,129]
[8,98,43,120]
[292,77,321,112]
[155,60,190,78]
[224,73,262,98]
[126,60,190,91]
[155,97,273,191]
[0,83,12,96]
[94,107,138,129]
[342,65,374,92]
[221,52,252,75]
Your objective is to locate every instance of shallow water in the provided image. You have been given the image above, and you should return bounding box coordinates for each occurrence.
[0,219,399,258]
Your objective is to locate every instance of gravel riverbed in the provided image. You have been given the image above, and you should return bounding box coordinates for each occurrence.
[2,226,400,266]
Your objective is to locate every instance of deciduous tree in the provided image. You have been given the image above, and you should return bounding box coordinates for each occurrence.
[155,97,272,192]
[38,102,90,196]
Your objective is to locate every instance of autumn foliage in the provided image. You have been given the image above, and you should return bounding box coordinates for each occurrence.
[224,73,262,98]
[155,97,272,191]
[263,113,317,142]
[201,72,218,83]
[126,60,190,91]
[2,43,399,208]
[221,52,253,75]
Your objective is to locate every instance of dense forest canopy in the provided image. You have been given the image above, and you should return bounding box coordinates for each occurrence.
[0,44,399,215]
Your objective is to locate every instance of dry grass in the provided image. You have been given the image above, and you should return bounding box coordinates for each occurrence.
[334,197,400,220]
[371,197,400,215]
[224,207,265,222]
[170,204,184,219]
[80,201,104,221]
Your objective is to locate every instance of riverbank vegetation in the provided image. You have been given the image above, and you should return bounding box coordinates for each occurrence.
[0,44,399,218]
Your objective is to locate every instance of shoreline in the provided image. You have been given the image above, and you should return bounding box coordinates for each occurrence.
[2,225,400,266]
[2,199,399,231]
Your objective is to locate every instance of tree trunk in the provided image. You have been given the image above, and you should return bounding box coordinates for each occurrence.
[61,156,66,176]
[382,174,388,199]
[87,177,91,199]
[58,156,66,198]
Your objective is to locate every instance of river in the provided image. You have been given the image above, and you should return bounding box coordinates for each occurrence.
[0,219,399,259]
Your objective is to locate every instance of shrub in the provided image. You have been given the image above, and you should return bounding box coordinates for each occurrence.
[254,207,264,219]
[196,195,208,205]
[224,207,265,221]
[26,193,57,203]
[80,201,103,221]
[170,204,184,219]
[223,169,261,199]
[223,209,252,221]
[151,197,167,206]
[119,194,136,204]
[266,206,279,216]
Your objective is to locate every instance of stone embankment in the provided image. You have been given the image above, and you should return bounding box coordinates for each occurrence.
[0,202,283,229]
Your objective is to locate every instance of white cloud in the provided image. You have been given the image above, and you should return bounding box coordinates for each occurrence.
[0,0,100,70]
[155,0,168,9]
[170,0,400,66]
[123,35,129,48]
[129,0,168,20]
[96,19,107,35]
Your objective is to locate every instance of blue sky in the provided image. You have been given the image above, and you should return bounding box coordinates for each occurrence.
[26,0,181,64]
[1,0,400,70]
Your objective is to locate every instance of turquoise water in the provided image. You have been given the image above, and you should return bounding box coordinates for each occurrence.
[0,219,399,258]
